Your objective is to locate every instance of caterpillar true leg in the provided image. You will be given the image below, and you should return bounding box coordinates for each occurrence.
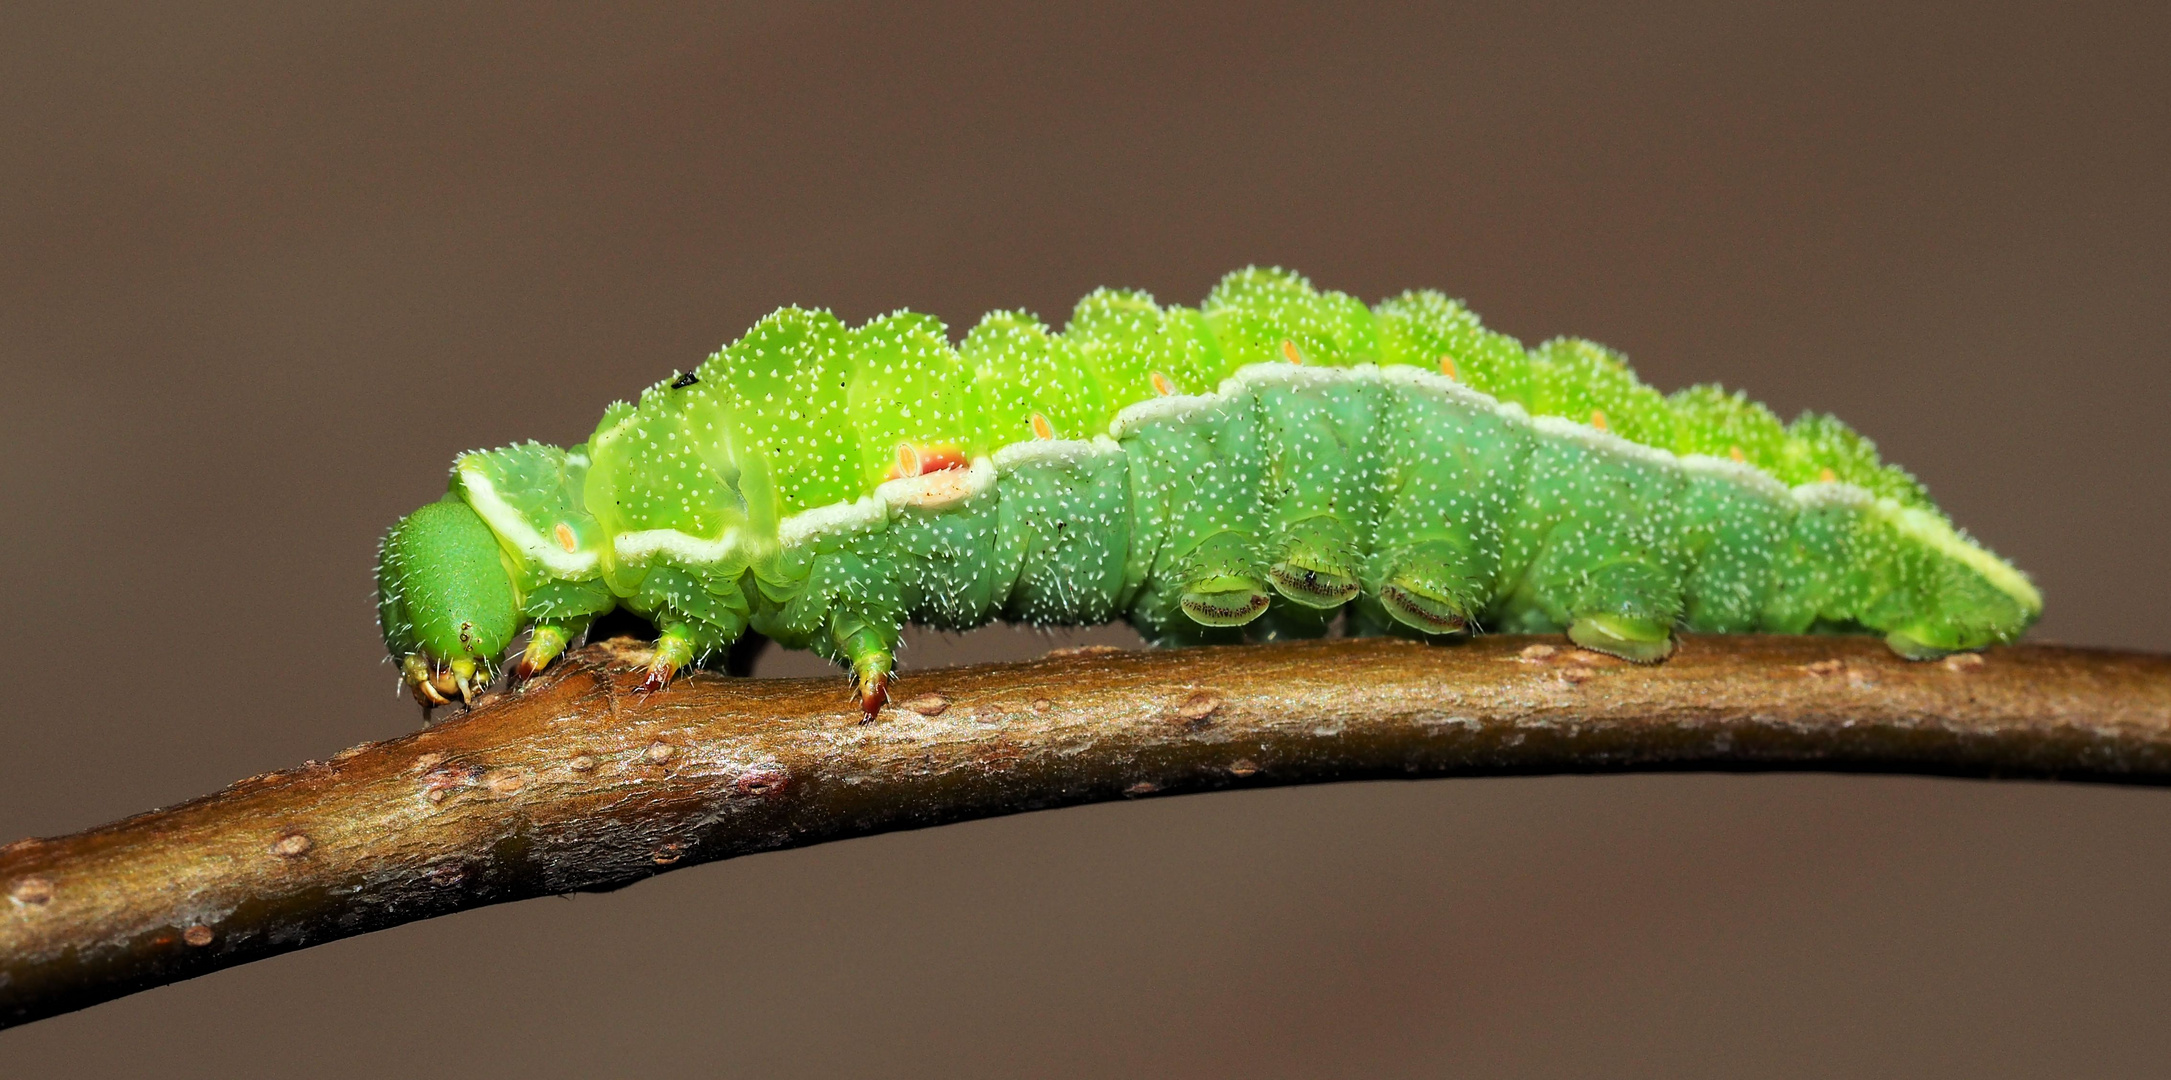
[512,618,588,683]
[638,623,700,695]
[833,620,897,721]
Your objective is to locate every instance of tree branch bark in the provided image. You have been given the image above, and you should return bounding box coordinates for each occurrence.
[5,634,2169,1028]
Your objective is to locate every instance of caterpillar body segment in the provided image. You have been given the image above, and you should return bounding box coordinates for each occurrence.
[376,269,2042,717]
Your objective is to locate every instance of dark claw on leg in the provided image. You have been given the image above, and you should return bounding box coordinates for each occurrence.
[637,662,674,696]
[637,627,697,697]
[856,669,890,723]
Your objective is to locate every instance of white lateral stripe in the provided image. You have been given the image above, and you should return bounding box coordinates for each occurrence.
[1370,361,1500,412]
[991,436,1119,471]
[613,526,743,564]
[1108,391,1221,438]
[1221,361,1361,394]
[1789,480,1875,510]
[1527,413,1677,469]
[777,496,886,548]
[458,465,599,577]
[1786,482,2041,614]
[1679,453,1791,499]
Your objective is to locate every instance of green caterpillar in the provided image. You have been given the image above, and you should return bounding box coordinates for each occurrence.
[376,268,2040,717]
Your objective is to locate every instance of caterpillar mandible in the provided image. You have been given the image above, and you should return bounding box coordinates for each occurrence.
[376,267,2040,718]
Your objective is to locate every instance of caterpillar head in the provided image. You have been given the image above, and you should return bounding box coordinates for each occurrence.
[376,497,521,707]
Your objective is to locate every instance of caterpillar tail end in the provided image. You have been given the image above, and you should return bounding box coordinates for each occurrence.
[638,626,699,696]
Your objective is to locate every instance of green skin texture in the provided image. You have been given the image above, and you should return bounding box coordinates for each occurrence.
[376,268,2041,698]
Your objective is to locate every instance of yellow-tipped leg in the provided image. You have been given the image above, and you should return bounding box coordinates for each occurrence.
[835,622,896,723]
[640,626,698,695]
[512,621,577,683]
[854,660,892,723]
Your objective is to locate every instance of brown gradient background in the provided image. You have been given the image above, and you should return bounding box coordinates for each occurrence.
[3,2,2168,1075]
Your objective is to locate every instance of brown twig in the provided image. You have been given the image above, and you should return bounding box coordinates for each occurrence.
[4,634,2169,1028]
